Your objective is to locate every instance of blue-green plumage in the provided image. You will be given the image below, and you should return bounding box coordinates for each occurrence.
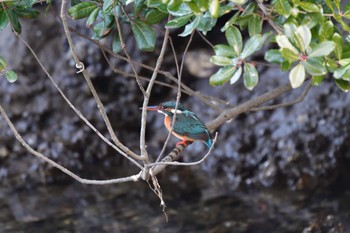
[146,101,213,148]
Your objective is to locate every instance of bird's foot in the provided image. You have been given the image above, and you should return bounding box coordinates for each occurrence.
[176,140,189,147]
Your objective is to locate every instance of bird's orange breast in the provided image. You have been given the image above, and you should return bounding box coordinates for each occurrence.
[164,116,194,142]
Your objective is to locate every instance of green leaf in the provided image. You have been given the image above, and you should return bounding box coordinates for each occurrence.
[334,0,340,10]
[293,25,311,52]
[225,26,242,56]
[168,2,192,16]
[319,21,334,41]
[5,70,18,83]
[131,19,156,51]
[289,63,305,88]
[166,14,193,28]
[92,15,113,39]
[284,23,297,40]
[210,56,236,66]
[281,48,299,62]
[231,0,247,4]
[343,70,350,81]
[301,12,323,29]
[6,10,21,33]
[337,18,350,34]
[146,9,168,24]
[241,33,271,59]
[221,11,240,32]
[0,56,8,72]
[325,0,335,13]
[15,7,40,19]
[0,9,9,30]
[308,41,335,58]
[134,0,145,15]
[338,58,350,66]
[68,2,98,19]
[272,0,291,17]
[281,61,292,71]
[332,33,343,60]
[102,0,113,13]
[334,64,350,79]
[86,7,99,28]
[213,44,236,57]
[344,9,350,19]
[197,12,217,35]
[298,2,319,12]
[243,63,258,90]
[276,35,299,54]
[248,15,262,36]
[209,66,237,86]
[265,49,285,63]
[147,0,168,13]
[312,76,324,86]
[326,59,339,72]
[302,58,327,76]
[209,0,219,18]
[230,66,242,85]
[71,0,81,6]
[112,31,122,54]
[335,79,350,92]
[179,15,202,37]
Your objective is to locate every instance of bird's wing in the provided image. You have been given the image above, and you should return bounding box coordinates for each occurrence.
[173,111,211,141]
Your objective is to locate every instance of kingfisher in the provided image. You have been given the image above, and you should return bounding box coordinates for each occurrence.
[146,101,213,148]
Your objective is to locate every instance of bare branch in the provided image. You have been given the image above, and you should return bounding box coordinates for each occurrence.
[113,3,146,96]
[0,104,141,185]
[207,83,293,131]
[251,81,312,111]
[140,28,170,160]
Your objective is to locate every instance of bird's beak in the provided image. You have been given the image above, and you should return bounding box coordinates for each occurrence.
[145,106,159,111]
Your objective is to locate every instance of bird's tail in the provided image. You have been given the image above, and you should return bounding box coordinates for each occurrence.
[204,137,213,148]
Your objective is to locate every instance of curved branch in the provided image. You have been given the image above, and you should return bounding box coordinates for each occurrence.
[0,104,141,185]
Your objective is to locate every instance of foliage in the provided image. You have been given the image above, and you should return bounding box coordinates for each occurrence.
[0,0,350,92]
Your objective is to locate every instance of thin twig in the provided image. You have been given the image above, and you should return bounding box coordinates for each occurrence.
[196,30,214,48]
[0,103,141,184]
[251,81,312,111]
[113,3,146,96]
[150,132,218,168]
[60,0,143,161]
[256,0,283,34]
[140,28,170,160]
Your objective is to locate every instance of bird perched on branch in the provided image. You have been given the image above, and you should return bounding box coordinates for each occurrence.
[146,101,212,148]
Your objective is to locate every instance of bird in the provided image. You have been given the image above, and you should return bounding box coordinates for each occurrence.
[146,101,213,148]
